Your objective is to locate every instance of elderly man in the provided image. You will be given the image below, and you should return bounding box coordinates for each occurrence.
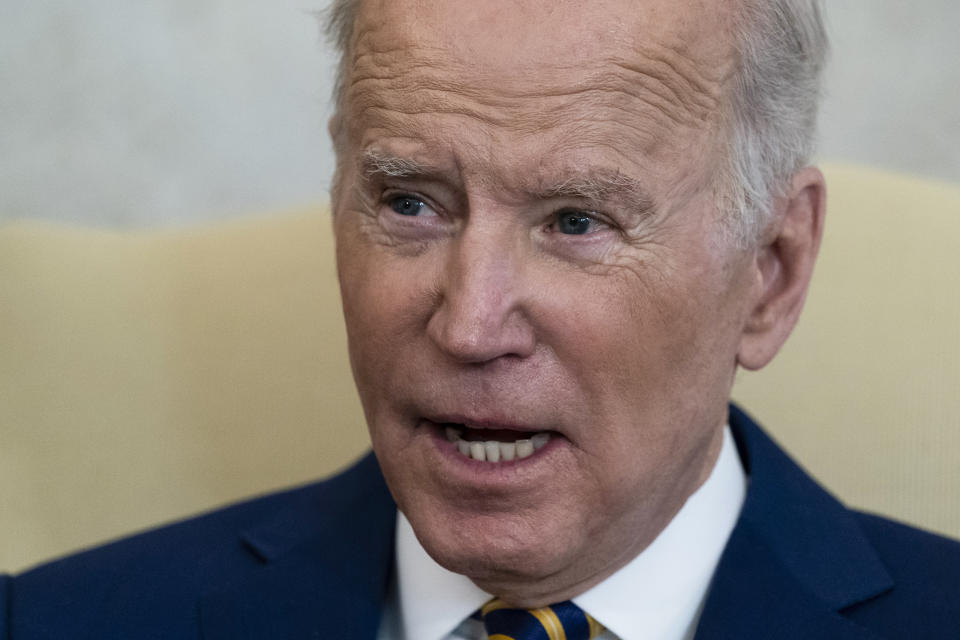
[4,0,959,638]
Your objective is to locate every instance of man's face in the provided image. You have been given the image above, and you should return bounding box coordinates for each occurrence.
[332,0,757,604]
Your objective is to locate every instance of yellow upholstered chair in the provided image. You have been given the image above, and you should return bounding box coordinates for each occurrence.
[2,164,958,573]
[0,212,369,572]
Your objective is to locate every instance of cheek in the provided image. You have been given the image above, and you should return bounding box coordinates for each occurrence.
[537,258,736,448]
[336,233,438,402]
[537,263,697,399]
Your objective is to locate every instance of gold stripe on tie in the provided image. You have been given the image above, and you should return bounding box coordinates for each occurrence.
[482,598,511,616]
[587,613,604,639]
[529,606,567,640]
[487,636,515,640]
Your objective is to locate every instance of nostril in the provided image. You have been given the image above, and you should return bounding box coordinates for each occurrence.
[427,302,537,364]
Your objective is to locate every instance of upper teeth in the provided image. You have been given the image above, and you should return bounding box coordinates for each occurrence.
[445,426,551,462]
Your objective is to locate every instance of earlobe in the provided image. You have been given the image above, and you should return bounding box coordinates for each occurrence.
[327,115,345,218]
[737,167,826,371]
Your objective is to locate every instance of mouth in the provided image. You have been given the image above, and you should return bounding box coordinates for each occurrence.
[435,421,555,463]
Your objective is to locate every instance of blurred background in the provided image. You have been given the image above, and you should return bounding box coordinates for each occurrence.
[2,0,959,573]
[1,1,958,228]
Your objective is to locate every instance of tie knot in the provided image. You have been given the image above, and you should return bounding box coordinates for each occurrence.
[480,598,604,640]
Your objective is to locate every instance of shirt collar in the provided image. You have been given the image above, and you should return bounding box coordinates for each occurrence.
[391,426,746,640]
[394,511,492,639]
[574,426,746,640]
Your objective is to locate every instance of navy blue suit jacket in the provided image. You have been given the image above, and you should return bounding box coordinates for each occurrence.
[4,406,960,638]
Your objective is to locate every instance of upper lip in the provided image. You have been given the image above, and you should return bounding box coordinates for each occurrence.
[424,414,546,433]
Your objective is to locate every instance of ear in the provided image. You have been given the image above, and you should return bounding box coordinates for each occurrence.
[327,114,342,142]
[737,166,826,370]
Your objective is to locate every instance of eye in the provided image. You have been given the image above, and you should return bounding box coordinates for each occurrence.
[554,210,596,235]
[388,194,432,217]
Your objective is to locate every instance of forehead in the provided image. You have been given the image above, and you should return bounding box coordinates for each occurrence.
[342,0,738,193]
[352,0,736,68]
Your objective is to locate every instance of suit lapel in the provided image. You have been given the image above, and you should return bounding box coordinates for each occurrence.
[695,520,886,639]
[0,574,9,636]
[694,406,893,639]
[199,453,397,640]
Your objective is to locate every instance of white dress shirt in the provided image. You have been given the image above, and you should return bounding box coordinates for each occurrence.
[377,426,746,640]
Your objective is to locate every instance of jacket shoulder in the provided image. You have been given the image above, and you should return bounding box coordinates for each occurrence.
[842,511,960,635]
[717,405,960,638]
[10,453,384,639]
[1,574,9,637]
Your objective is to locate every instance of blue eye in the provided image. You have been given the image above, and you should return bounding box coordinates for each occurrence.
[389,195,426,216]
[555,211,593,235]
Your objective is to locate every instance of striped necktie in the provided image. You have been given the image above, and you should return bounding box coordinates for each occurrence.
[480,597,604,640]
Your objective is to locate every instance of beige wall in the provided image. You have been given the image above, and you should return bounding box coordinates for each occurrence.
[1,1,958,228]
[820,2,960,182]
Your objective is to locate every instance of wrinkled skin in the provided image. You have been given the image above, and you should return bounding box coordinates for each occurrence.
[330,0,824,606]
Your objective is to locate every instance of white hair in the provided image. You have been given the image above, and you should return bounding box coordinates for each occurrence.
[323,0,828,247]
[723,0,829,246]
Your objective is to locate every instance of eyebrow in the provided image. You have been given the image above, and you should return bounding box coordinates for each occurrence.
[361,148,435,180]
[361,148,656,217]
[536,170,656,217]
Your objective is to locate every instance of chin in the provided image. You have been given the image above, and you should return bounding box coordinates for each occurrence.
[410,506,577,586]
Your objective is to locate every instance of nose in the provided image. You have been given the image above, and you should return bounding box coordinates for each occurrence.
[426,224,536,364]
